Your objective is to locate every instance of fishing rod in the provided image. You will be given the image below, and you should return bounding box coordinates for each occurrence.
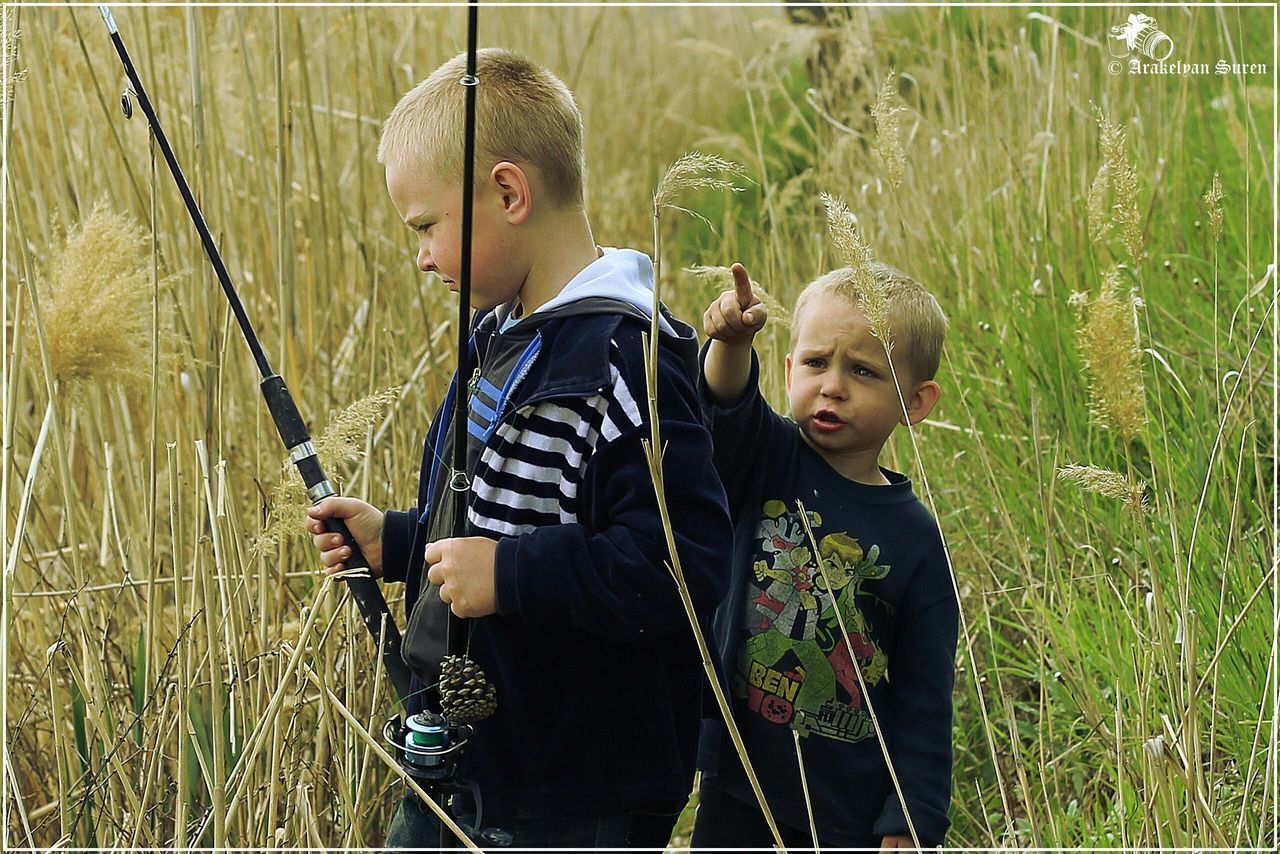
[97,5,413,705]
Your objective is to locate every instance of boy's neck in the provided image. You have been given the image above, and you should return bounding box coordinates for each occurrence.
[514,208,599,317]
[801,433,893,486]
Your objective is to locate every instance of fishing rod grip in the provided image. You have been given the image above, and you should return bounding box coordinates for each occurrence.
[260,375,415,702]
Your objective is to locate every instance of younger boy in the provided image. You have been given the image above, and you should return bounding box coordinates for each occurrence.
[305,49,730,848]
[691,262,958,850]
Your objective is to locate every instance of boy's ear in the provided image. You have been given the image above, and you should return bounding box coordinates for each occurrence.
[784,352,793,393]
[489,161,532,225]
[900,379,941,427]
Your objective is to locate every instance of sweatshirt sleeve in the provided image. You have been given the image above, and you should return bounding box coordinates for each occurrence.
[492,336,732,642]
[871,543,960,846]
[379,508,419,585]
[697,342,786,514]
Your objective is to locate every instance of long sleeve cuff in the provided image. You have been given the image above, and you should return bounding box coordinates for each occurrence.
[493,536,520,615]
[380,509,417,585]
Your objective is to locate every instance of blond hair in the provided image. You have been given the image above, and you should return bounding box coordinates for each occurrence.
[377,48,585,209]
[790,262,948,382]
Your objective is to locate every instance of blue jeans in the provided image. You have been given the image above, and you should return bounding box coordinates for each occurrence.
[384,788,683,851]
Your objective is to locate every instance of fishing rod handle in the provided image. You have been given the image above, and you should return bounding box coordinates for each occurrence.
[262,374,374,574]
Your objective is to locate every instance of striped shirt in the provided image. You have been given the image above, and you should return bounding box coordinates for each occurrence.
[467,340,646,537]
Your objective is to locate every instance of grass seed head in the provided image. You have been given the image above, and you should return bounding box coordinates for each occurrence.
[1057,463,1150,514]
[1070,266,1147,440]
[653,151,747,211]
[871,70,906,191]
[1203,172,1224,241]
[1087,164,1111,244]
[36,200,152,393]
[256,387,400,555]
[819,191,890,345]
[1096,110,1145,264]
[2,8,27,112]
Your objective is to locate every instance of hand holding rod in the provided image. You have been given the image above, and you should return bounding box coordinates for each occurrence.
[97,5,413,706]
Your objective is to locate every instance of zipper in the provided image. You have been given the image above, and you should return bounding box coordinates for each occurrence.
[502,338,542,414]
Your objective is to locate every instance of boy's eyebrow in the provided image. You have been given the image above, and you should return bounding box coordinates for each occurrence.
[848,346,891,368]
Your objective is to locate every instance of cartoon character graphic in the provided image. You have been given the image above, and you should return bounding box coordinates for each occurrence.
[747,501,824,638]
[737,501,892,744]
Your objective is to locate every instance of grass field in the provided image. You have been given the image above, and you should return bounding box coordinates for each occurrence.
[3,4,1275,849]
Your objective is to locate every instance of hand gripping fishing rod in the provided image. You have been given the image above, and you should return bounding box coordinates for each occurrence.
[97,6,414,705]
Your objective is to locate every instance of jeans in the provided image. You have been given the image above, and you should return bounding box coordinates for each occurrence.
[384,788,683,851]
[690,781,880,851]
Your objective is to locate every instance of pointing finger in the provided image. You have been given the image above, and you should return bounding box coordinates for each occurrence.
[731,262,753,309]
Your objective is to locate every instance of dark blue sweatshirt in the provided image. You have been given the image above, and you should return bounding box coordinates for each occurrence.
[697,349,958,847]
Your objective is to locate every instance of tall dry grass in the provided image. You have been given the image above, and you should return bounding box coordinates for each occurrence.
[3,5,1274,849]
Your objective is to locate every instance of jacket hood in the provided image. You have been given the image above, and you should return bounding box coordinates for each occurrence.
[498,247,678,337]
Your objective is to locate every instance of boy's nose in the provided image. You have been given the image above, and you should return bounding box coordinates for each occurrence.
[416,245,434,274]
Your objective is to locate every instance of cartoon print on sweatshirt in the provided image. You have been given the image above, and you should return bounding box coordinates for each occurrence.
[735,500,891,744]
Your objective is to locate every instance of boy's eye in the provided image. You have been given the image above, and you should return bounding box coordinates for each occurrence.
[804,358,826,369]
[853,365,875,378]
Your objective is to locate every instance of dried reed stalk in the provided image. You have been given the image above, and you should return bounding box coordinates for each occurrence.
[256,387,400,556]
[286,645,482,853]
[792,729,820,852]
[821,189,1015,838]
[6,401,52,579]
[32,201,154,395]
[649,153,786,852]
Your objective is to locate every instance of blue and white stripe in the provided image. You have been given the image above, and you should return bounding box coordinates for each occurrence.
[468,343,645,537]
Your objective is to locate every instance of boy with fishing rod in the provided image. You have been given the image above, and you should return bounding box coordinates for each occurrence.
[691,262,958,850]
[305,48,732,848]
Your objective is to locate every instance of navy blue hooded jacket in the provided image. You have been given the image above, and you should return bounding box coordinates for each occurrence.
[380,250,731,820]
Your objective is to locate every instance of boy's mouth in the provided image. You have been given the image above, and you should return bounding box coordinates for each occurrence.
[812,409,845,433]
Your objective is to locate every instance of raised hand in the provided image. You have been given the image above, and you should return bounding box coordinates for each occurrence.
[703,262,767,346]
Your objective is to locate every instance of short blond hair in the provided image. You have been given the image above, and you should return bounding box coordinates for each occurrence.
[377,48,585,209]
[790,262,948,382]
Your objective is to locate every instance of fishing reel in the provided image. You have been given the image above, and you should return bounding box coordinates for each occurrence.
[383,654,506,846]
[383,709,471,788]
[383,711,511,848]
